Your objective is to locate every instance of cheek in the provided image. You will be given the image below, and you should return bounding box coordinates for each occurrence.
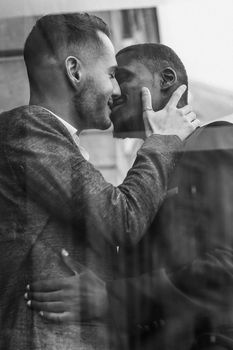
[100,77,113,96]
[91,75,112,98]
[127,88,142,113]
[151,90,164,111]
[121,84,141,105]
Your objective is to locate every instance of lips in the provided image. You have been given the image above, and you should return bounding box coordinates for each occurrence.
[111,96,126,111]
[108,98,113,109]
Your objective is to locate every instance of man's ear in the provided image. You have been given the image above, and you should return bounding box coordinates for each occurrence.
[65,56,82,88]
[160,67,177,90]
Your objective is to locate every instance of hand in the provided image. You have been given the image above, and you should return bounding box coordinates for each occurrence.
[25,250,108,323]
[142,85,200,141]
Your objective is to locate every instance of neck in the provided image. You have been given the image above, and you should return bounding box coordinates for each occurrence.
[29,93,82,134]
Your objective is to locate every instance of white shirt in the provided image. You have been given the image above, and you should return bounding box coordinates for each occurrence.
[42,107,89,161]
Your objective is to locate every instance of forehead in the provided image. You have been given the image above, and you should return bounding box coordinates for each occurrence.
[96,31,117,67]
[116,53,153,80]
[80,31,117,71]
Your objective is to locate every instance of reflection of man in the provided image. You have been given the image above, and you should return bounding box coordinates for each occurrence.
[0,14,197,350]
[27,43,233,349]
[109,44,233,349]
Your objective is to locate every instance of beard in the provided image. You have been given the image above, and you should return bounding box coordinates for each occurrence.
[72,76,111,131]
[111,107,146,139]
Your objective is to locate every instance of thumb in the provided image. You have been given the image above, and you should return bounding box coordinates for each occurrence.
[143,115,153,137]
[141,87,153,112]
[61,249,79,275]
[141,87,153,137]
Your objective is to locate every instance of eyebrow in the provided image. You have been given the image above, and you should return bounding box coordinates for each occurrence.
[115,67,135,79]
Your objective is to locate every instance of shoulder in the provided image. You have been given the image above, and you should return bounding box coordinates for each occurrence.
[1,105,71,141]
[184,120,233,153]
[1,106,86,173]
[0,106,79,162]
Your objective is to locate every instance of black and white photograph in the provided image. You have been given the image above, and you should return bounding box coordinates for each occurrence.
[0,0,233,349]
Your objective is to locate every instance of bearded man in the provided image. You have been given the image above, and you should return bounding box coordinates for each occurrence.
[0,15,198,350]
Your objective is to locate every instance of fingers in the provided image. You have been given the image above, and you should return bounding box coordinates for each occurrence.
[39,311,75,323]
[25,290,64,302]
[166,85,187,108]
[143,115,152,137]
[27,250,81,292]
[141,87,153,112]
[141,87,153,136]
[179,104,192,115]
[183,110,200,130]
[191,118,201,128]
[27,300,66,313]
[185,112,197,123]
[28,277,74,292]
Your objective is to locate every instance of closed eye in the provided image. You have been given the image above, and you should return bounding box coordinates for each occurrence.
[115,69,133,84]
[109,71,116,79]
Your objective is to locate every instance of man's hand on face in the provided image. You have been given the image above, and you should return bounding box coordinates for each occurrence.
[142,85,200,141]
[25,250,108,323]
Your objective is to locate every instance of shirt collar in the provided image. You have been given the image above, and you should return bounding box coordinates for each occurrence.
[42,107,77,137]
[41,107,90,161]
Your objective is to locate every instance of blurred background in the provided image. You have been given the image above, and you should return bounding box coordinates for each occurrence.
[1,0,233,184]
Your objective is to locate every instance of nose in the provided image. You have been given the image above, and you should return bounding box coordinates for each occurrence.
[112,78,121,97]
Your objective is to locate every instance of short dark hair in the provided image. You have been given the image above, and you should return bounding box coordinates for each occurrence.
[24,12,110,67]
[117,43,188,87]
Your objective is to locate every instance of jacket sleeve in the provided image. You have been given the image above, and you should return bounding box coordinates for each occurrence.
[4,108,182,246]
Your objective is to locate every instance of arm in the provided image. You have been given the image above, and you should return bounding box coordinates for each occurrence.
[25,249,233,326]
[5,87,196,246]
[5,112,180,246]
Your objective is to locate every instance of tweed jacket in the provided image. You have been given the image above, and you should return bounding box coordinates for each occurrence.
[0,105,181,350]
[111,120,233,350]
